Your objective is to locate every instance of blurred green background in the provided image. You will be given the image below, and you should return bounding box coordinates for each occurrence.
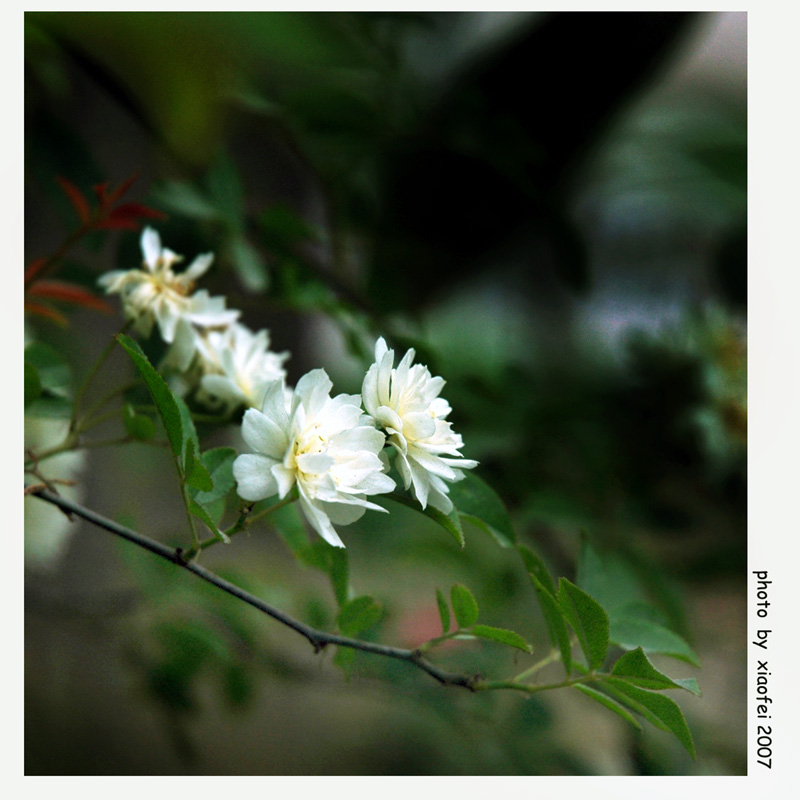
[24,11,746,775]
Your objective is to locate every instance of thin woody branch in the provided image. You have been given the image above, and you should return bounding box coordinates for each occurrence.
[27,486,479,692]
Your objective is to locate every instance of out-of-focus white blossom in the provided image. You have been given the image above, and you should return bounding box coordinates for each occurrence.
[24,417,86,571]
[98,227,239,348]
[362,337,477,514]
[194,322,289,412]
[233,370,394,548]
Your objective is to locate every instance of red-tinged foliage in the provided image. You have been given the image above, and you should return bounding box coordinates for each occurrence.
[25,258,48,285]
[97,202,167,230]
[57,176,91,225]
[24,300,69,327]
[95,172,138,208]
[26,172,168,296]
[55,172,166,234]
[27,280,113,314]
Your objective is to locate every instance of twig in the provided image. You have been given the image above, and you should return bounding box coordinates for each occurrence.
[27,486,480,691]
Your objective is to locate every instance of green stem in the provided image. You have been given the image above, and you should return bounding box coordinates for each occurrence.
[180,477,200,551]
[475,674,596,695]
[246,492,298,526]
[25,434,167,468]
[25,435,79,467]
[512,645,568,683]
[69,320,132,434]
[415,630,463,654]
[182,493,298,562]
[78,380,140,432]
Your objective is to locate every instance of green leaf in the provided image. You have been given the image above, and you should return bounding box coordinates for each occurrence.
[175,395,200,464]
[557,578,609,670]
[385,492,464,547]
[271,501,315,565]
[329,547,349,607]
[122,403,157,441]
[436,588,451,635]
[220,662,254,708]
[517,544,557,595]
[302,539,349,604]
[573,684,642,731]
[576,539,646,615]
[610,617,700,667]
[25,361,42,408]
[611,647,701,694]
[337,595,382,637]
[24,342,70,395]
[673,678,702,696]
[577,540,690,649]
[188,498,230,544]
[191,447,237,505]
[602,677,697,759]
[184,439,214,492]
[117,334,183,458]
[451,584,479,628]
[528,572,572,674]
[471,625,532,653]
[151,179,220,222]
[229,234,268,292]
[449,472,515,547]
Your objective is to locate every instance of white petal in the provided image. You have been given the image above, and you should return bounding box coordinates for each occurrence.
[184,252,214,281]
[241,408,288,460]
[426,485,454,514]
[374,336,389,361]
[377,348,394,407]
[233,453,279,501]
[407,459,431,508]
[155,300,180,343]
[294,369,332,419]
[356,471,396,495]
[296,452,335,475]
[391,347,416,406]
[140,227,162,270]
[361,363,380,418]
[298,487,345,548]
[394,450,413,490]
[169,318,199,371]
[320,501,368,526]
[332,425,385,454]
[375,405,403,434]
[259,380,291,430]
[408,447,457,481]
[403,411,436,441]
[271,463,296,498]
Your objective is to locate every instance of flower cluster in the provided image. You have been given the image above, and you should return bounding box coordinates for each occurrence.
[102,228,477,547]
[235,337,478,546]
[100,227,287,410]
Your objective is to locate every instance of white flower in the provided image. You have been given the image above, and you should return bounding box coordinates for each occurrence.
[98,226,239,345]
[25,417,86,571]
[362,337,477,514]
[233,370,395,547]
[194,322,290,412]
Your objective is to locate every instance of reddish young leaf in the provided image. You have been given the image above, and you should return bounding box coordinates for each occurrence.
[57,177,91,225]
[28,280,113,313]
[24,300,69,326]
[97,202,166,230]
[92,181,110,206]
[103,172,139,208]
[24,258,48,284]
